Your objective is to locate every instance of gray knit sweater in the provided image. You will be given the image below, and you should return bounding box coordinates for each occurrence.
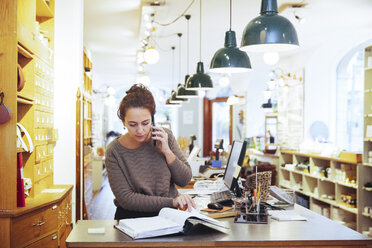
[105,128,192,213]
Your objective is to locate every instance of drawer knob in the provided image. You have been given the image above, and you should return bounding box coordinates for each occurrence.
[33,221,46,226]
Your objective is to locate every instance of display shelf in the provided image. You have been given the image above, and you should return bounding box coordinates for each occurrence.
[360,46,372,234]
[36,0,53,19]
[17,96,34,105]
[1,0,72,246]
[278,149,361,231]
[17,44,33,59]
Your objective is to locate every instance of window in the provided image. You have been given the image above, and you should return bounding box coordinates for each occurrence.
[336,49,364,151]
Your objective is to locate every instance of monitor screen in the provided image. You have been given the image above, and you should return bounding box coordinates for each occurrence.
[223,140,247,190]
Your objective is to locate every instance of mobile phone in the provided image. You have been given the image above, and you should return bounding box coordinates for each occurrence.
[152,115,156,146]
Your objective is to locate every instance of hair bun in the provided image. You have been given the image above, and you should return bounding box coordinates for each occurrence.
[126,83,147,95]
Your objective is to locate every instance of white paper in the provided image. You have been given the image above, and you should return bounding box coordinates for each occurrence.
[268,210,307,221]
[41,188,65,193]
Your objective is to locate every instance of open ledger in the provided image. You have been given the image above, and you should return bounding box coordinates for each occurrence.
[115,207,228,239]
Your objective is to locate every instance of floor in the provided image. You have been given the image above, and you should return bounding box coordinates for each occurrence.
[86,172,116,220]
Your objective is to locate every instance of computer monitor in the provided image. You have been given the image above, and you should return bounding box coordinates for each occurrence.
[187,146,200,161]
[223,140,247,197]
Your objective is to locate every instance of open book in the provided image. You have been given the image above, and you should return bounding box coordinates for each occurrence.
[115,207,228,239]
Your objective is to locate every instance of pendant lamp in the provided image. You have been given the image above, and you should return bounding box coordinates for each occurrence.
[177,15,198,98]
[240,0,299,52]
[185,0,213,91]
[166,46,181,106]
[210,0,251,73]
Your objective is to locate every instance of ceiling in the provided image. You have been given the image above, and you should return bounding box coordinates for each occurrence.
[84,0,372,93]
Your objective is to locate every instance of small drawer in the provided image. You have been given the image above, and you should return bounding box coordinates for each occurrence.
[11,205,58,247]
[25,232,58,248]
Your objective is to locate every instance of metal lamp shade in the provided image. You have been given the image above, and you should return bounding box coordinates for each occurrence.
[240,0,299,52]
[177,76,198,98]
[186,62,213,90]
[170,90,187,103]
[210,31,252,73]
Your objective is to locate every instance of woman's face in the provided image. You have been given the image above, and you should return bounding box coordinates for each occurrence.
[123,107,152,143]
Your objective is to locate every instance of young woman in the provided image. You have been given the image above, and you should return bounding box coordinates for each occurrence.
[105,84,196,220]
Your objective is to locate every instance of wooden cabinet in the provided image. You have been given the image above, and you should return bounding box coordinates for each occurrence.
[278,150,360,231]
[0,186,73,247]
[360,45,372,235]
[0,0,73,246]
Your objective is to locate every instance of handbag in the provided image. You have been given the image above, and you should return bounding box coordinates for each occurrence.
[0,92,11,124]
[17,122,33,153]
[17,64,25,92]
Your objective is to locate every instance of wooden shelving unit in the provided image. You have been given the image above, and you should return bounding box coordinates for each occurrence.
[278,150,360,231]
[82,48,94,220]
[264,112,278,152]
[0,0,72,246]
[359,45,372,234]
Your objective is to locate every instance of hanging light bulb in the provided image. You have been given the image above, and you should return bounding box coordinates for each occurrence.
[227,95,239,105]
[263,52,279,65]
[136,72,151,86]
[107,86,116,96]
[144,47,159,64]
[263,88,271,100]
[219,74,230,87]
[198,90,206,98]
[268,79,276,90]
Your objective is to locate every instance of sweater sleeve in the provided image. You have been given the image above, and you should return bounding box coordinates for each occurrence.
[165,128,193,187]
[105,142,175,212]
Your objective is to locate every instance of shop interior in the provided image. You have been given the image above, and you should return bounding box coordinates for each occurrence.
[1,0,372,246]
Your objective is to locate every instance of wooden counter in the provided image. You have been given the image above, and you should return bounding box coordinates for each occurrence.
[66,204,372,248]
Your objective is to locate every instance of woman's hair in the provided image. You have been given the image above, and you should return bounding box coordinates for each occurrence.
[117,84,156,121]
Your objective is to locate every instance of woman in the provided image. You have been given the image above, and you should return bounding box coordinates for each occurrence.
[105,84,196,220]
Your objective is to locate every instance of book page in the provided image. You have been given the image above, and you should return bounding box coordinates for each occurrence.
[159,208,226,228]
[117,215,183,239]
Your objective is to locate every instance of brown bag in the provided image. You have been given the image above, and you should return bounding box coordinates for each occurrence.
[0,92,11,124]
[17,64,25,92]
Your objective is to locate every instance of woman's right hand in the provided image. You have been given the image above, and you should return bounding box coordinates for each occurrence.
[173,194,196,212]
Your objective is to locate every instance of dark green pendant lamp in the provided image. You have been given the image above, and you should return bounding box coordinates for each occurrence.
[240,0,299,52]
[177,15,198,98]
[185,0,213,91]
[210,0,251,73]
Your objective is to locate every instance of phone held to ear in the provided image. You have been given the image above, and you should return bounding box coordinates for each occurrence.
[152,115,156,146]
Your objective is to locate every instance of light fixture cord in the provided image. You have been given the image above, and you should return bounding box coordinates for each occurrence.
[179,34,182,83]
[172,47,175,90]
[187,17,190,74]
[229,0,232,30]
[199,0,202,62]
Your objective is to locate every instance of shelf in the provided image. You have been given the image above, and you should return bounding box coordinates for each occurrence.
[17,44,33,59]
[364,114,372,117]
[265,112,278,118]
[17,148,25,153]
[36,0,53,19]
[280,167,333,183]
[265,143,278,146]
[364,138,372,142]
[280,150,361,164]
[336,181,358,189]
[17,94,34,104]
[364,67,372,71]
